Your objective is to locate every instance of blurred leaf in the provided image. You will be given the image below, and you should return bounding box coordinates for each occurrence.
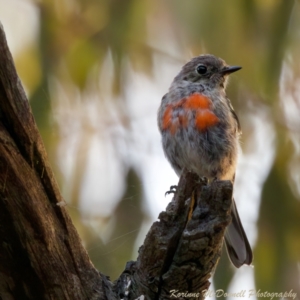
[15,45,42,94]
[213,248,235,290]
[257,163,300,294]
[66,39,102,89]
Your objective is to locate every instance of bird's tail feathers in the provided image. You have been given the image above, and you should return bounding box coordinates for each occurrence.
[224,199,253,268]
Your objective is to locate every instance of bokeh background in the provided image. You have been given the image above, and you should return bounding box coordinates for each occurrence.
[1,0,300,298]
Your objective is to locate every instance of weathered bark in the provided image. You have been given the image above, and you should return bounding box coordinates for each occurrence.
[0,23,232,300]
[114,172,232,300]
[0,24,105,300]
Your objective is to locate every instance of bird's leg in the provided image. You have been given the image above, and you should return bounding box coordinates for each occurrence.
[187,190,196,221]
[188,177,207,221]
[165,185,178,197]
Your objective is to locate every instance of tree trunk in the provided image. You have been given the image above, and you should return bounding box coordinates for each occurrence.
[0,23,232,300]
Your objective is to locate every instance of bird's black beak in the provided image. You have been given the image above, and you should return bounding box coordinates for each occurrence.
[219,66,242,75]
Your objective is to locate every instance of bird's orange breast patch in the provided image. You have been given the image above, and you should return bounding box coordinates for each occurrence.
[162,105,172,130]
[162,93,219,134]
[183,93,211,110]
[195,110,219,131]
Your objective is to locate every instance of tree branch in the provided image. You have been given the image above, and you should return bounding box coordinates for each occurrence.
[114,172,232,300]
[0,23,104,300]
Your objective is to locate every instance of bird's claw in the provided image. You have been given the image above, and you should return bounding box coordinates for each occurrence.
[165,185,178,197]
[199,176,208,184]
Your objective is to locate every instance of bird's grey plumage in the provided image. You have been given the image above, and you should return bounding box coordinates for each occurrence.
[158,54,253,267]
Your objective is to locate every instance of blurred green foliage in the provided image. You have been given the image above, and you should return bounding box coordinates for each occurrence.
[9,0,300,293]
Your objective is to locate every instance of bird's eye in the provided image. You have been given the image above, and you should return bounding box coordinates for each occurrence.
[196,65,207,75]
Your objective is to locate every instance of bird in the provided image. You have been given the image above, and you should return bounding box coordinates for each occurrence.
[157,54,253,268]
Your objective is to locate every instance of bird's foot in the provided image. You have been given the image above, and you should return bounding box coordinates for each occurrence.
[212,177,219,182]
[199,176,208,184]
[165,185,178,197]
